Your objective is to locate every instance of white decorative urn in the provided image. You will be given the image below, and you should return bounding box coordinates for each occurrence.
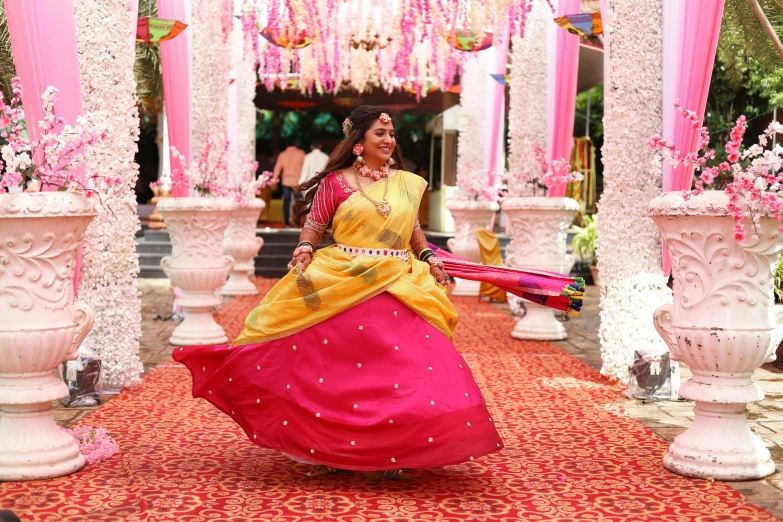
[158,197,238,345]
[0,192,97,480]
[446,199,500,296]
[503,197,579,340]
[649,190,783,480]
[221,198,265,296]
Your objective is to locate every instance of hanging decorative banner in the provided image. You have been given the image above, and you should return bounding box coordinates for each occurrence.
[136,17,188,43]
[261,26,313,48]
[448,29,494,52]
[554,12,603,36]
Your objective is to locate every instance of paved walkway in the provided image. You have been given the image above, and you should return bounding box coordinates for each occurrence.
[55,279,783,519]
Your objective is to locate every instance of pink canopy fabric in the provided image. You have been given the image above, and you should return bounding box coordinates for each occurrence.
[429,243,584,315]
[158,0,193,196]
[4,0,87,292]
[546,0,581,197]
[4,0,85,184]
[660,0,725,275]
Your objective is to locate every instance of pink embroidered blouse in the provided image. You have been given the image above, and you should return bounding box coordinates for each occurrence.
[304,171,420,236]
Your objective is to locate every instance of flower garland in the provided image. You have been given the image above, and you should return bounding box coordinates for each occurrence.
[455,52,488,197]
[506,0,548,198]
[192,0,232,162]
[596,0,672,381]
[244,0,534,98]
[73,0,144,388]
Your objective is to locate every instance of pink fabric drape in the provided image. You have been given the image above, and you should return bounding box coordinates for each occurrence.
[4,0,87,293]
[158,0,193,196]
[485,24,510,188]
[660,0,725,275]
[546,0,581,197]
[4,0,85,183]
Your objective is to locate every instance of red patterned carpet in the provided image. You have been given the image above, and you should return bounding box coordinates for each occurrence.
[2,280,778,521]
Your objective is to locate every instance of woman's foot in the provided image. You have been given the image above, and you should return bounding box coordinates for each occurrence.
[305,464,341,477]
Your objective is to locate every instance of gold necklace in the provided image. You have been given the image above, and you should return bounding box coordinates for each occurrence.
[352,170,392,216]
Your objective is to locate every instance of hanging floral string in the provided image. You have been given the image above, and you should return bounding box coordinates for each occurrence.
[241,0,535,97]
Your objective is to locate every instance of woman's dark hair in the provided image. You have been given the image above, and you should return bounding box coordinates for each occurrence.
[292,105,404,226]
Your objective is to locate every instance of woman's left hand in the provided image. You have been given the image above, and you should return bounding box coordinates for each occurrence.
[431,266,450,287]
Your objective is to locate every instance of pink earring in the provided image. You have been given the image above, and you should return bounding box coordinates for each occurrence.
[352,143,364,156]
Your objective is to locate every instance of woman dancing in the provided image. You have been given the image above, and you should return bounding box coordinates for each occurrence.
[174,105,580,477]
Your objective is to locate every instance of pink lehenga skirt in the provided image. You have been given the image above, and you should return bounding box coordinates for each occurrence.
[173,292,503,471]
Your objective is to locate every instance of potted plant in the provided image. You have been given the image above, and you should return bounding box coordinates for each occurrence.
[501,146,581,340]
[0,79,117,480]
[446,161,501,296]
[570,214,598,286]
[154,135,238,345]
[220,164,274,296]
[648,107,783,480]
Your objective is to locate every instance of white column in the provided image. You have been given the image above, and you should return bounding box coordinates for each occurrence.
[596,0,672,380]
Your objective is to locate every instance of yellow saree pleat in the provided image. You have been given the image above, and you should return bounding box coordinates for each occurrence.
[233,171,459,346]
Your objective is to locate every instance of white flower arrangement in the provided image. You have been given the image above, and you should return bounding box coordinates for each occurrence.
[596,0,672,381]
[192,0,233,162]
[73,0,144,388]
[455,52,488,197]
[507,1,548,198]
[234,16,258,182]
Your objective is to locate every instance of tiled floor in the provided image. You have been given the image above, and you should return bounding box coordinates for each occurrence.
[55,280,783,519]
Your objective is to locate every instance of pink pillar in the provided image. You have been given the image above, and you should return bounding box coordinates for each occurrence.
[158,0,193,196]
[485,24,510,188]
[546,0,581,197]
[3,0,85,183]
[660,0,725,274]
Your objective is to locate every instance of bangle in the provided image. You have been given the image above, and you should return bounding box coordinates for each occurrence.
[418,248,434,261]
[297,241,314,249]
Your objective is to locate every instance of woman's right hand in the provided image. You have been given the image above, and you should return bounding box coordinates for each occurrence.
[289,252,313,272]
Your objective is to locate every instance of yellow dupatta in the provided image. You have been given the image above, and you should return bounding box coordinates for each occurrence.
[233,171,459,345]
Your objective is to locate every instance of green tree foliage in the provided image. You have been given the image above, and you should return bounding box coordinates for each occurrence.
[0,6,15,101]
[718,0,783,101]
[135,0,164,119]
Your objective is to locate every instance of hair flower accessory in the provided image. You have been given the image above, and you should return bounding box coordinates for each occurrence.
[379,112,392,124]
[342,118,353,136]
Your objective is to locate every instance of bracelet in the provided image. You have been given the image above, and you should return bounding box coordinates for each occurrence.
[418,248,434,261]
[297,241,314,249]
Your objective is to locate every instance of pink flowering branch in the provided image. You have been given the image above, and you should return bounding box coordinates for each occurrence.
[0,77,117,197]
[649,102,783,241]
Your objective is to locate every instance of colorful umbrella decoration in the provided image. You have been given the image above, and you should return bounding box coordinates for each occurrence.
[261,27,313,49]
[489,73,511,85]
[554,12,603,37]
[447,29,494,52]
[136,17,188,43]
